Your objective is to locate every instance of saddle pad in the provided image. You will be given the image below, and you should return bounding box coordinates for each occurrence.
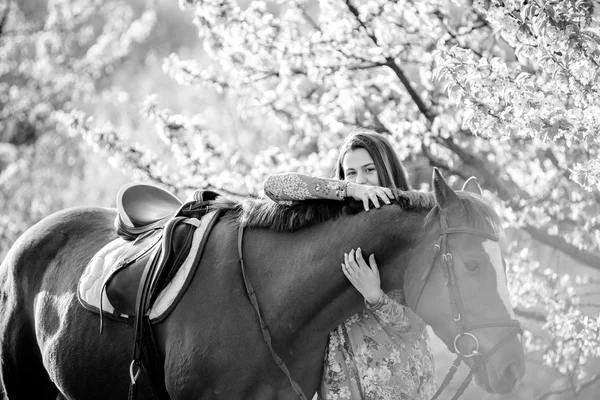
[78,215,213,322]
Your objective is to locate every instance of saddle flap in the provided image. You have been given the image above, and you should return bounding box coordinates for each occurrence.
[105,218,197,317]
[119,230,163,268]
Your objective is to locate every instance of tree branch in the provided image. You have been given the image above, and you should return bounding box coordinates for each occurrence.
[0,0,11,37]
[384,58,435,122]
[537,374,600,400]
[345,0,435,122]
[578,302,600,309]
[299,5,319,32]
[523,226,600,272]
[514,307,546,322]
[421,141,472,180]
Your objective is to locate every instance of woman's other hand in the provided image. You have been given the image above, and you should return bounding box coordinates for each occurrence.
[346,183,393,211]
[342,248,383,305]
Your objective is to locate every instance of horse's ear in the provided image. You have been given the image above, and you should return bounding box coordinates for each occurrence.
[462,177,482,197]
[432,168,460,209]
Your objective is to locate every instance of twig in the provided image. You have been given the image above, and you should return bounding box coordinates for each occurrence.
[514,307,546,322]
[522,226,600,273]
[577,302,600,309]
[537,374,600,400]
[0,0,11,37]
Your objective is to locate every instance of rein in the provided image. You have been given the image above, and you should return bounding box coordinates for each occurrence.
[410,209,522,400]
[237,224,308,400]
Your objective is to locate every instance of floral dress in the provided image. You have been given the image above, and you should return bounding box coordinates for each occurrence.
[264,173,437,400]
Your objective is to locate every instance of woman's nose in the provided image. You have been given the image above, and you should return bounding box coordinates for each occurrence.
[356,173,367,184]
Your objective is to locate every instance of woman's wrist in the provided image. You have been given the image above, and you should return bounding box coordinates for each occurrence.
[344,181,352,198]
[364,289,384,306]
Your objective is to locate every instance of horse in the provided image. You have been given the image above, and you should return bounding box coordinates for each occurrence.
[0,169,526,399]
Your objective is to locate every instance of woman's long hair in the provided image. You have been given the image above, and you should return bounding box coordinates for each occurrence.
[332,129,410,190]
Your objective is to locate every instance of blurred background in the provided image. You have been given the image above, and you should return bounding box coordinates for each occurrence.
[1,0,599,398]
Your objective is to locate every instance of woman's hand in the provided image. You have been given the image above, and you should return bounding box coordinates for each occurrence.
[342,248,383,305]
[346,183,393,211]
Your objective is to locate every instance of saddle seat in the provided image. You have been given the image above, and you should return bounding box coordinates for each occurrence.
[116,182,183,240]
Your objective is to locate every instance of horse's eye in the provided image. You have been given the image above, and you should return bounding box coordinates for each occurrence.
[465,261,480,272]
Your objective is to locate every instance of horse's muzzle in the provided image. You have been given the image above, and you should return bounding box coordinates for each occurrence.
[476,352,525,394]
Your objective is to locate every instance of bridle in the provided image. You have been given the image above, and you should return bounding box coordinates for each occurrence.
[409,209,522,400]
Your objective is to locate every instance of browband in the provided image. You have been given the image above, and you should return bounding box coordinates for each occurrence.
[438,227,499,242]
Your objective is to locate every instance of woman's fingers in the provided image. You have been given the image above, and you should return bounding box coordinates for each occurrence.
[369,192,380,209]
[355,248,369,268]
[344,251,356,274]
[382,188,393,203]
[343,249,382,302]
[378,188,393,204]
[346,249,378,272]
[362,196,370,211]
[341,263,351,279]
[369,254,380,279]
[360,186,393,210]
[348,249,360,269]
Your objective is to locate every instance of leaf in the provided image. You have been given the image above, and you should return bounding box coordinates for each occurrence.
[521,4,532,22]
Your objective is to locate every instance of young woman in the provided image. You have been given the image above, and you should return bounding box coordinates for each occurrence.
[263,130,437,400]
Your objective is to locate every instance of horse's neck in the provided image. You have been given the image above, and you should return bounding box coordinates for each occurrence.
[248,206,425,343]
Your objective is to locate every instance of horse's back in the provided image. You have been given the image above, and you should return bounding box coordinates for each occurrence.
[2,206,116,291]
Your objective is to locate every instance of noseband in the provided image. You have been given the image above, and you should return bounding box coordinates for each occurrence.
[410,209,522,400]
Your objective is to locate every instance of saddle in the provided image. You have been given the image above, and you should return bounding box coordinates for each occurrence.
[104,182,221,318]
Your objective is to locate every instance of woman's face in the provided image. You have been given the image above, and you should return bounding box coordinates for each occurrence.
[342,147,380,186]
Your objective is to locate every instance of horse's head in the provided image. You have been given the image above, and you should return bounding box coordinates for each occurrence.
[404,169,525,395]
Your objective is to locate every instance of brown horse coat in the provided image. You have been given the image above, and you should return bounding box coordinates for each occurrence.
[0,172,525,399]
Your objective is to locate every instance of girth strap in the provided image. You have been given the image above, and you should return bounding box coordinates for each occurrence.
[237,224,308,400]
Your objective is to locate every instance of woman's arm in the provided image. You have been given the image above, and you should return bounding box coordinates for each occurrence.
[263,172,347,202]
[364,291,412,333]
[264,172,394,210]
[343,248,412,333]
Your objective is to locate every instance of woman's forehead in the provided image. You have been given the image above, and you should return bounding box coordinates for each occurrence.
[342,148,375,169]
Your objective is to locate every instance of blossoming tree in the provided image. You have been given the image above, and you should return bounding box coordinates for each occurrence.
[12,0,600,397]
[0,0,157,241]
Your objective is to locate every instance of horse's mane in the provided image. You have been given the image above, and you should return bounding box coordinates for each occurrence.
[209,189,501,235]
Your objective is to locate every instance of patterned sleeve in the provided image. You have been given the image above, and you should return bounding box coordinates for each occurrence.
[364,292,413,334]
[263,172,347,202]
[366,291,438,399]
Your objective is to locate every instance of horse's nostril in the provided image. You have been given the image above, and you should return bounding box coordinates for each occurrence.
[503,362,521,384]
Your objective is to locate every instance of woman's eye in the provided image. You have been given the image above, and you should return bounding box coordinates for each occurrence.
[346,171,356,176]
[365,168,375,173]
[465,261,480,272]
